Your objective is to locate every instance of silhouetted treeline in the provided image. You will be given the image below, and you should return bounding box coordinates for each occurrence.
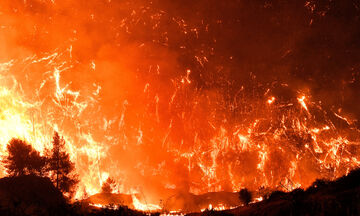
[0,133,151,216]
[2,132,78,197]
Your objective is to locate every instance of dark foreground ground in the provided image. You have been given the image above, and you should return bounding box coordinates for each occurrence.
[0,175,148,216]
[190,169,360,216]
[0,169,360,215]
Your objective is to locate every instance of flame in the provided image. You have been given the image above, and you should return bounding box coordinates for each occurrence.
[131,195,161,212]
[297,96,309,112]
[89,203,105,208]
[1,50,360,207]
[0,1,360,213]
[201,203,234,212]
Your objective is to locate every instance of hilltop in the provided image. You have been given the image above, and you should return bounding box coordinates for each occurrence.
[190,169,360,216]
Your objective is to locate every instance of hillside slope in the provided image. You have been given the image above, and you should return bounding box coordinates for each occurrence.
[190,169,360,216]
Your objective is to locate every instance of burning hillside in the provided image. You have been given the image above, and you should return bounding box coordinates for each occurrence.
[0,0,360,212]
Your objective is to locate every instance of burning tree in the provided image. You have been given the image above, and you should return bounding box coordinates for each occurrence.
[101,177,117,193]
[47,131,78,196]
[2,138,46,177]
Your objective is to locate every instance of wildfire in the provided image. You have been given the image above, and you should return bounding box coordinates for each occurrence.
[1,46,360,212]
[0,0,360,214]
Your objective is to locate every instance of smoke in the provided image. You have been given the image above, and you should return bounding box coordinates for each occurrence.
[0,0,360,203]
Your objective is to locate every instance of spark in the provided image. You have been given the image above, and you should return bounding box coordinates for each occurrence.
[267,96,275,104]
[297,95,309,111]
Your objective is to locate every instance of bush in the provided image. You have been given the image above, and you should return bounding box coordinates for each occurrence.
[239,188,252,205]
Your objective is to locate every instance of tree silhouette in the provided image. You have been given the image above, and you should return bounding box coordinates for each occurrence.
[101,177,117,193]
[239,188,252,206]
[2,138,46,176]
[47,131,78,196]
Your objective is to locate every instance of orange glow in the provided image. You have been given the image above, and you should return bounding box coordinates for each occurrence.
[267,96,275,104]
[0,1,359,213]
[131,195,161,212]
[297,96,309,112]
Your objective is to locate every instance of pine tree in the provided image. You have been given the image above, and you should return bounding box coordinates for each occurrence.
[48,131,78,196]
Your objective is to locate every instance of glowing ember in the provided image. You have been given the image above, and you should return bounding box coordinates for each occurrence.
[267,96,276,105]
[297,96,309,112]
[0,0,359,214]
